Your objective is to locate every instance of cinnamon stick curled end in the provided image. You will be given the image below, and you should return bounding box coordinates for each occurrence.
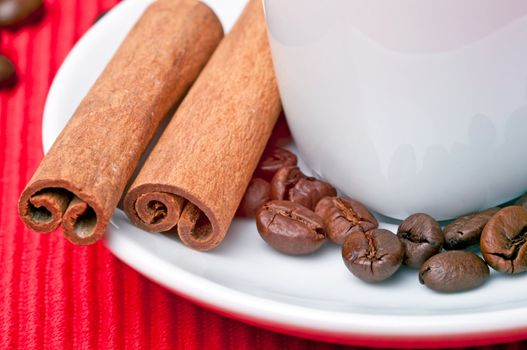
[17,0,225,246]
[123,0,281,251]
[132,192,185,232]
[177,202,215,251]
[18,183,105,245]
[124,186,221,251]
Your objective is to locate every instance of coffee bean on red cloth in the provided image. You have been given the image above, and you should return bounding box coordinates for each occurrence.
[397,213,443,268]
[419,251,489,293]
[0,55,16,89]
[443,208,499,250]
[342,229,404,283]
[256,200,325,255]
[481,206,527,274]
[315,196,378,245]
[0,0,43,28]
[236,178,270,218]
[256,147,297,181]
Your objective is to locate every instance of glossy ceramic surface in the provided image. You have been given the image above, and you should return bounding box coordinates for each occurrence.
[265,0,527,220]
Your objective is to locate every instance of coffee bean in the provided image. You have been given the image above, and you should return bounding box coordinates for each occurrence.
[481,206,527,274]
[237,178,270,218]
[515,194,527,209]
[342,229,404,282]
[0,0,43,28]
[256,200,326,255]
[256,147,297,181]
[419,251,489,292]
[397,213,443,268]
[287,177,336,210]
[270,166,336,210]
[443,208,499,250]
[270,165,304,200]
[0,55,16,89]
[315,197,378,245]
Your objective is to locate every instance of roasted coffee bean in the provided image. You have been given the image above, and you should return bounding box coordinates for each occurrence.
[287,177,336,210]
[515,194,527,208]
[270,165,304,200]
[256,200,326,255]
[237,178,270,218]
[419,251,489,292]
[0,0,43,28]
[0,55,16,89]
[342,229,404,283]
[270,166,335,210]
[481,206,527,274]
[397,213,443,268]
[443,208,499,250]
[315,197,378,245]
[256,147,297,181]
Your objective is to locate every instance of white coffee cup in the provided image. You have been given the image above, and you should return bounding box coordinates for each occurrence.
[264,0,527,220]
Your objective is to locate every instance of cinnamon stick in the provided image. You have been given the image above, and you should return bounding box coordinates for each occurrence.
[18,0,223,245]
[124,0,281,251]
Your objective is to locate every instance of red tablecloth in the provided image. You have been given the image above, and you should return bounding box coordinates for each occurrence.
[1,1,526,349]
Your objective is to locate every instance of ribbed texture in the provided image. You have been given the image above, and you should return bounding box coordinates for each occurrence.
[0,0,526,349]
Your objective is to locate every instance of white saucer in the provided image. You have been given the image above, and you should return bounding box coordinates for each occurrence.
[41,0,527,347]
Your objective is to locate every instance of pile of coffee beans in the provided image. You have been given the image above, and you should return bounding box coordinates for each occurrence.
[0,0,45,89]
[239,145,527,293]
[238,146,336,255]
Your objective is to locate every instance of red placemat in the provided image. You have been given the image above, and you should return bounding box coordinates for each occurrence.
[1,1,526,349]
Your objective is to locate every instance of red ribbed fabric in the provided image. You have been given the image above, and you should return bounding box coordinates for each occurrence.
[1,1,526,349]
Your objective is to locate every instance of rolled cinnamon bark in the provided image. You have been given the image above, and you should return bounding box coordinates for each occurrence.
[18,0,223,245]
[124,0,281,251]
